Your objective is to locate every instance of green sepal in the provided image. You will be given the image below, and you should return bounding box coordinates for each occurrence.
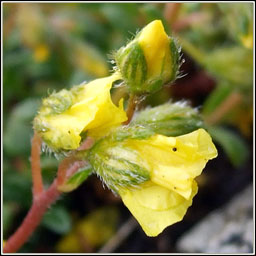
[40,89,74,115]
[115,39,180,95]
[115,42,148,94]
[88,138,150,193]
[112,124,155,142]
[169,37,180,82]
[132,101,204,136]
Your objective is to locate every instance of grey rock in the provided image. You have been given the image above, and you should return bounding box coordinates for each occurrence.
[176,184,253,253]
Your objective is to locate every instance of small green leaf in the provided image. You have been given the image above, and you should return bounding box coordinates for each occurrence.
[202,83,233,115]
[58,166,93,193]
[42,205,71,234]
[208,126,249,167]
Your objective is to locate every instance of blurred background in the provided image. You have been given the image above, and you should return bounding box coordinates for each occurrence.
[3,3,254,253]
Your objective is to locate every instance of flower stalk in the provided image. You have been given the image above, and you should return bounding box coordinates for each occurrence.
[3,180,61,253]
[31,132,44,199]
[3,132,87,253]
[123,94,137,125]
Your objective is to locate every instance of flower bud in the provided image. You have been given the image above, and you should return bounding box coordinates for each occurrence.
[115,20,180,95]
[88,138,150,193]
[132,101,204,136]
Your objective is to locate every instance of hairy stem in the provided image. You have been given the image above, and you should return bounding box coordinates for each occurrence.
[4,134,86,253]
[56,156,77,186]
[31,132,44,198]
[3,180,61,253]
[77,137,94,151]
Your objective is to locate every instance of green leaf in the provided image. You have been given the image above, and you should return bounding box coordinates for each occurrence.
[42,205,71,234]
[3,99,40,156]
[204,47,253,88]
[3,171,32,208]
[208,126,249,167]
[202,83,233,115]
[58,166,93,193]
[3,203,16,236]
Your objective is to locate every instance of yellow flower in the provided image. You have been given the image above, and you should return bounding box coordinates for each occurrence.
[115,128,217,236]
[33,74,127,151]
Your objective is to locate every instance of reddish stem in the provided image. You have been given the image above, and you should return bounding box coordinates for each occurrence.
[56,156,76,186]
[123,95,137,125]
[31,132,44,198]
[3,180,61,253]
[4,132,87,253]
[164,3,182,27]
[77,137,94,151]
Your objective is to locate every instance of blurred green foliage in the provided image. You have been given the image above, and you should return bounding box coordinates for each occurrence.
[56,206,120,252]
[3,3,253,253]
[42,205,72,234]
[170,2,253,166]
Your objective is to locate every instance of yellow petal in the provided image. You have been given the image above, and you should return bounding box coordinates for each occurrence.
[87,98,127,138]
[138,20,171,79]
[123,128,217,199]
[36,74,127,150]
[119,181,198,236]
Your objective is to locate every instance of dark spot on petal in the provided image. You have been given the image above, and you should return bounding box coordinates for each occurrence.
[172,147,177,152]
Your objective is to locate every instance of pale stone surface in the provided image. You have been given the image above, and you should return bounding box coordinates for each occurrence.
[176,184,253,253]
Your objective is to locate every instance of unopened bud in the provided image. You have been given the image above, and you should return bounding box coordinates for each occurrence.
[115,20,180,95]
